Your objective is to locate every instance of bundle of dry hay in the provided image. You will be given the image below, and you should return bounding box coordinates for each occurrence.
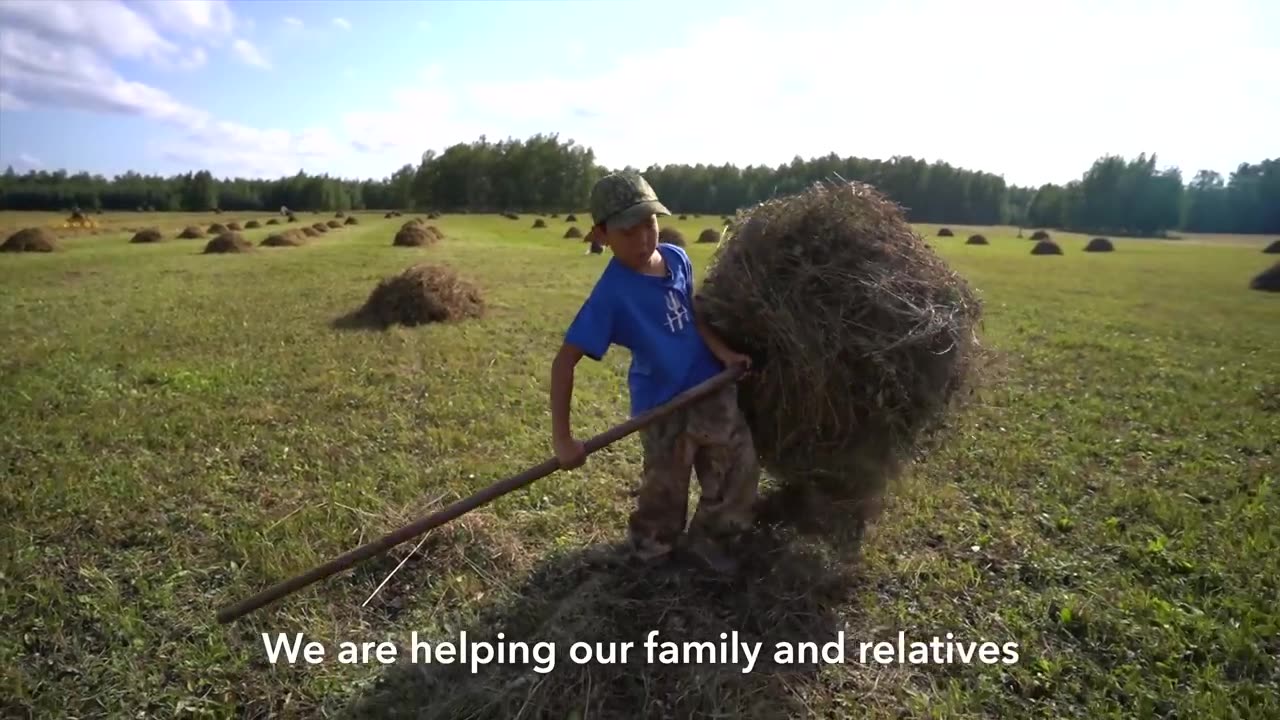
[659,227,686,247]
[208,223,228,234]
[427,211,440,219]
[679,214,688,220]
[261,230,305,247]
[550,213,559,219]
[335,211,346,218]
[2,227,57,252]
[203,232,253,254]
[564,226,583,239]
[565,213,577,222]
[1031,240,1063,255]
[287,213,298,223]
[697,228,721,244]
[531,218,546,229]
[1263,239,1280,254]
[1085,237,1114,252]
[129,228,163,243]
[312,223,328,234]
[245,220,262,229]
[385,212,395,219]
[226,221,243,231]
[345,216,359,225]
[697,180,983,519]
[178,226,205,239]
[394,223,442,247]
[301,227,319,238]
[266,218,280,226]
[1251,262,1280,291]
[1030,230,1050,241]
[937,228,954,237]
[324,219,340,229]
[503,212,520,220]
[967,234,988,245]
[342,263,484,328]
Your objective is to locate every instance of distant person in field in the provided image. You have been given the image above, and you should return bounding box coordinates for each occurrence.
[549,172,759,574]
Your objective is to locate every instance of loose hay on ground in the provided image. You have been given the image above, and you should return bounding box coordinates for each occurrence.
[129,228,163,244]
[339,263,484,328]
[2,227,58,252]
[1032,240,1063,255]
[178,226,205,239]
[1085,237,1114,252]
[203,232,253,254]
[697,180,983,524]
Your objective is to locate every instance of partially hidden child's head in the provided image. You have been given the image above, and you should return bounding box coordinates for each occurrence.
[588,172,670,267]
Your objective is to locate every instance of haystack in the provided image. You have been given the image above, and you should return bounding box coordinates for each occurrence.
[565,214,577,222]
[1030,230,1050,241]
[312,223,328,233]
[346,263,484,328]
[335,211,346,218]
[532,219,547,229]
[287,214,298,223]
[385,212,395,219]
[564,227,583,239]
[659,227,686,247]
[394,224,436,247]
[245,220,262,229]
[178,226,205,239]
[937,228,954,237]
[226,221,243,231]
[679,214,688,220]
[266,218,280,226]
[2,227,57,252]
[1262,239,1280,254]
[301,227,319,238]
[697,180,982,518]
[588,241,604,255]
[1251,263,1280,292]
[345,216,359,226]
[324,219,341,229]
[1031,240,1063,255]
[203,232,253,254]
[261,230,305,247]
[427,212,440,219]
[129,228,163,244]
[208,223,228,234]
[504,212,520,220]
[697,228,721,244]
[1084,237,1114,252]
[967,234,987,245]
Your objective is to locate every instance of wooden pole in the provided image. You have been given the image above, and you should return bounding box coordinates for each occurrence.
[215,366,743,624]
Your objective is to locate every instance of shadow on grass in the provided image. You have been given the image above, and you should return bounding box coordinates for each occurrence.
[341,490,870,719]
[330,309,385,332]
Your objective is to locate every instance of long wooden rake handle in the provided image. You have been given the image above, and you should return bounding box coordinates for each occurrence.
[215,365,744,624]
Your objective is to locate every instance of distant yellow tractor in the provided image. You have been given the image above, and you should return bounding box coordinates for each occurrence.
[61,211,99,229]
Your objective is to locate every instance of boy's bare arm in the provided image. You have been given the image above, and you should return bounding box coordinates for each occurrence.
[550,342,587,468]
[694,300,751,369]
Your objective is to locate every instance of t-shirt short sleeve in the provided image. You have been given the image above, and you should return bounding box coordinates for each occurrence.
[564,278,615,361]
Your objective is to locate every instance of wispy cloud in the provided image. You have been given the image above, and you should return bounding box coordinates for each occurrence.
[231,38,270,69]
[332,17,351,30]
[18,152,43,167]
[283,16,303,28]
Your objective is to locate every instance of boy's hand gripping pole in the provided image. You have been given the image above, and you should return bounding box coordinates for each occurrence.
[215,365,745,625]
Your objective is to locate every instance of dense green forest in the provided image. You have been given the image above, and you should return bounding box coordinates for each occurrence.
[2,134,1276,235]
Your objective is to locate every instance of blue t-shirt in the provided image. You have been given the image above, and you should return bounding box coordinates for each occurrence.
[565,244,724,417]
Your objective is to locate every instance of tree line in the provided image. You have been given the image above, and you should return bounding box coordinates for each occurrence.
[1,135,1275,234]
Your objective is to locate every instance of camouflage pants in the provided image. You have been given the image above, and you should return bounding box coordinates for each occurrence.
[629,383,760,559]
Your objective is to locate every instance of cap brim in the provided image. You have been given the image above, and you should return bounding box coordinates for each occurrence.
[605,200,670,232]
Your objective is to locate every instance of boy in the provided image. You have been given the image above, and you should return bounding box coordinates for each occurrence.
[549,172,760,574]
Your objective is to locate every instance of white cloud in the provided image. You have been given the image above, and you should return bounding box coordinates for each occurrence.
[0,0,177,62]
[0,28,207,127]
[284,16,304,28]
[332,17,351,30]
[231,38,270,69]
[0,90,30,110]
[18,152,43,168]
[135,0,235,37]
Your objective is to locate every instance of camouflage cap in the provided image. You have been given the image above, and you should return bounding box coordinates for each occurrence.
[590,172,671,231]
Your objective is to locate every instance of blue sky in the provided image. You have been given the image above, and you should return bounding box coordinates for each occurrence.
[1,0,1277,187]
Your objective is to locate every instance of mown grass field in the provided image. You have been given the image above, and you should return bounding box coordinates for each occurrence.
[2,210,1277,718]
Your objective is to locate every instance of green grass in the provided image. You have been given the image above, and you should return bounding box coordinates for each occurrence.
[2,211,1277,718]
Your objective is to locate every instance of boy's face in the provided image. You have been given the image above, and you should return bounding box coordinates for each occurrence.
[602,214,659,266]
